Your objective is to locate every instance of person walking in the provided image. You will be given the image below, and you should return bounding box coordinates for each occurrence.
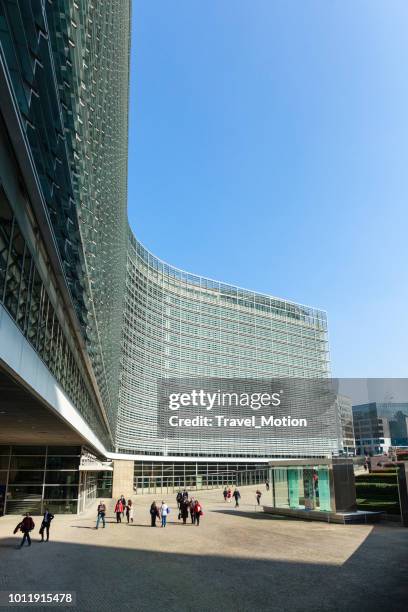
[180,498,189,525]
[39,508,54,541]
[150,501,160,527]
[265,479,270,492]
[194,500,203,526]
[255,490,262,505]
[114,499,123,523]
[189,497,196,524]
[233,488,241,507]
[223,488,228,502]
[96,500,106,529]
[14,513,35,548]
[120,495,126,518]
[126,500,134,523]
[227,488,232,503]
[176,491,183,509]
[160,501,169,527]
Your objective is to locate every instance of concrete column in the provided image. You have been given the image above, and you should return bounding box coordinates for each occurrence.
[112,460,134,500]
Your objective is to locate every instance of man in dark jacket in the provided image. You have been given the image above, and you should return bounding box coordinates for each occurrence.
[39,508,54,542]
[180,499,189,525]
[14,513,35,547]
[176,491,183,509]
[233,489,241,507]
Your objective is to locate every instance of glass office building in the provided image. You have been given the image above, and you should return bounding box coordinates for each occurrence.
[1,0,340,509]
[353,402,408,455]
[0,0,130,448]
[117,234,332,460]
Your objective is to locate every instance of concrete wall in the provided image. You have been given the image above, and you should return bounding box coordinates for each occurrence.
[112,460,134,500]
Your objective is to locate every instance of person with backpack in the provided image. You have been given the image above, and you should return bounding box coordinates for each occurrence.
[14,513,35,548]
[96,500,106,529]
[233,488,241,507]
[160,501,170,527]
[255,490,262,505]
[114,499,123,523]
[39,508,54,541]
[194,500,203,526]
[150,501,160,527]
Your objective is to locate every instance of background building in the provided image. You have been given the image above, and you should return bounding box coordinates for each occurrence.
[353,402,408,455]
[335,395,355,456]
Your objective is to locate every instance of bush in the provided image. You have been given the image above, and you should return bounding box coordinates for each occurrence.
[355,482,398,498]
[356,498,400,515]
[355,472,398,484]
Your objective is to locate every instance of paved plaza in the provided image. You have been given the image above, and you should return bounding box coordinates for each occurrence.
[0,486,407,612]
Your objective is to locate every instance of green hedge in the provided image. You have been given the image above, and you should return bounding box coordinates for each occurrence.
[355,472,401,515]
[355,472,398,484]
[356,483,399,498]
[356,498,400,514]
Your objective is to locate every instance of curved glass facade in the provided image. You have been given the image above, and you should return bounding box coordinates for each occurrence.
[117,231,330,456]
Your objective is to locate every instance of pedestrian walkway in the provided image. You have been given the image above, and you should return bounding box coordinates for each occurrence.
[0,485,406,611]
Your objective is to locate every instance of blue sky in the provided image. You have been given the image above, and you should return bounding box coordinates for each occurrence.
[127,1,408,378]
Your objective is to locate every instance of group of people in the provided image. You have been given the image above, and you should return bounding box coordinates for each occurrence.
[176,490,203,525]
[223,487,241,507]
[13,509,55,548]
[96,495,134,528]
[113,495,134,524]
[149,501,170,527]
[222,485,264,506]
[149,493,204,528]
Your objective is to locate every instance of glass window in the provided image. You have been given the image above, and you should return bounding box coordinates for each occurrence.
[6,485,42,500]
[12,446,46,455]
[44,500,78,514]
[0,456,10,470]
[43,486,79,500]
[10,456,45,470]
[45,471,79,485]
[0,188,13,300]
[46,457,80,470]
[273,468,289,508]
[8,470,44,484]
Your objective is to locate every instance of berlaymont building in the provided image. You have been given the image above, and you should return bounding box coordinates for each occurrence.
[0,1,349,516]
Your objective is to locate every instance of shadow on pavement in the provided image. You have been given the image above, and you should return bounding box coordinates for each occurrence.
[0,525,406,612]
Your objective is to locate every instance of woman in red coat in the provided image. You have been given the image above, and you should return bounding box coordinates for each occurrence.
[114,499,123,523]
[194,500,203,526]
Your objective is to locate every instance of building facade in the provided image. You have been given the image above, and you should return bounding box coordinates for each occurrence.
[0,1,340,511]
[118,233,332,459]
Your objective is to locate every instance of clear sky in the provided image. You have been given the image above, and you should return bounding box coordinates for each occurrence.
[127,1,408,378]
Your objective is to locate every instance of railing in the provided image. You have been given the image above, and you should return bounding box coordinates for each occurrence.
[134,468,269,495]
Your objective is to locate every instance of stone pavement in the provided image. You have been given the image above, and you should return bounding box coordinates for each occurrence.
[0,485,407,612]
